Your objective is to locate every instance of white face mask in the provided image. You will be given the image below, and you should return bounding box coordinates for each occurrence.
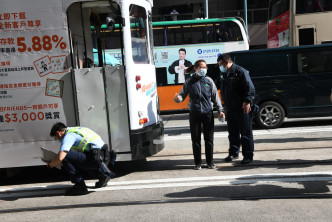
[198,68,207,76]
[219,65,227,73]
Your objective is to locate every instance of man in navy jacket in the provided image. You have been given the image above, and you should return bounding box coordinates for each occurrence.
[217,53,255,164]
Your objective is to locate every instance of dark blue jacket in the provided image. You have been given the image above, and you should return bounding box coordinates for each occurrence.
[175,75,223,114]
[221,63,255,111]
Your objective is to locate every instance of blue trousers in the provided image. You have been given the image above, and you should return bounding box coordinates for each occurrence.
[62,150,100,184]
[226,109,254,158]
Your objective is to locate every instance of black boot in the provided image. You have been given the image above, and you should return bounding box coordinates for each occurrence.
[65,181,88,196]
[95,162,116,188]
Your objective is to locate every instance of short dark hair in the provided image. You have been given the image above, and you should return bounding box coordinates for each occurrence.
[217,53,232,63]
[185,59,206,74]
[179,48,186,54]
[50,122,67,137]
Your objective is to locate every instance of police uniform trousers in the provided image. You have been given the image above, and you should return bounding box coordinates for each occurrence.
[226,109,254,158]
[62,150,102,184]
[189,111,214,165]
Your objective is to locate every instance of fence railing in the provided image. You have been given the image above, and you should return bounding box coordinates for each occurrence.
[153,8,268,24]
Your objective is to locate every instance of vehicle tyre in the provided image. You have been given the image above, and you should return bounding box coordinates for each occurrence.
[255,101,285,129]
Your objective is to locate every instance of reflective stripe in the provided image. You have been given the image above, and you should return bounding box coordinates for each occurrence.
[66,127,101,152]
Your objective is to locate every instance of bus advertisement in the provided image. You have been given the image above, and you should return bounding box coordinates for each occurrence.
[268,0,290,48]
[267,10,290,48]
[268,0,332,48]
[153,41,247,112]
[0,0,164,170]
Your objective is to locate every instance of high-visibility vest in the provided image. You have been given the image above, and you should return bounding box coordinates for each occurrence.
[66,127,101,152]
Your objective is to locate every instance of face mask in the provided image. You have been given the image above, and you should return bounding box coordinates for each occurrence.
[198,68,207,77]
[219,65,227,73]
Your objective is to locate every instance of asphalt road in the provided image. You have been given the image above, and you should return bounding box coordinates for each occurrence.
[0,115,332,221]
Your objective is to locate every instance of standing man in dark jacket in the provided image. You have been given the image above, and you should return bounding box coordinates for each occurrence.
[217,53,255,164]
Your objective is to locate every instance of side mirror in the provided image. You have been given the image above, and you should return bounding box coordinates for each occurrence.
[106,17,115,32]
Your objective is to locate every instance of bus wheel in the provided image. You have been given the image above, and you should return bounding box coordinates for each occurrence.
[255,101,285,129]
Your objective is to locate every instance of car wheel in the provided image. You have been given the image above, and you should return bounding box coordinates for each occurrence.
[255,101,285,129]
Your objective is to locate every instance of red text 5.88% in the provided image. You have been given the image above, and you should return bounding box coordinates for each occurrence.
[17,35,67,52]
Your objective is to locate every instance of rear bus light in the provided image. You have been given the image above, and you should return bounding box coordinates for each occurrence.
[136,83,141,90]
[139,117,148,125]
[136,75,141,81]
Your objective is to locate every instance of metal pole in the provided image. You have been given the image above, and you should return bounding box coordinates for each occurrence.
[204,0,208,19]
[244,0,248,34]
[289,0,294,46]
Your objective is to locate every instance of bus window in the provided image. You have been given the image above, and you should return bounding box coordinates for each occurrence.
[148,11,154,64]
[296,0,332,14]
[92,5,122,67]
[296,51,332,74]
[269,0,290,20]
[213,22,243,42]
[68,2,122,68]
[206,24,216,43]
[183,24,213,44]
[130,4,149,64]
[153,27,165,46]
[167,26,182,45]
[183,25,193,44]
[230,22,244,41]
[190,25,205,43]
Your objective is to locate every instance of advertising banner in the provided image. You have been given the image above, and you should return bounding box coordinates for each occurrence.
[268,11,290,48]
[153,44,225,84]
[0,1,72,143]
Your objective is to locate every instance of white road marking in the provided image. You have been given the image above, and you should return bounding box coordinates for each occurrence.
[1,171,331,198]
[95,171,332,192]
[165,126,332,140]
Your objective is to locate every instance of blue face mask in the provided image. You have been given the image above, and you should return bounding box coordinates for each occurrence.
[198,69,207,77]
[219,65,227,73]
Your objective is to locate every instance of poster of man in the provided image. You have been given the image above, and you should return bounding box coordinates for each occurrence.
[168,48,192,84]
[278,30,289,47]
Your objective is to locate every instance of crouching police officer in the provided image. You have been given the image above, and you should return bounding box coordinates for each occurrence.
[47,122,116,195]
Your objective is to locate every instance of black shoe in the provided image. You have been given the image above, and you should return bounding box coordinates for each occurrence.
[95,171,116,188]
[65,181,88,196]
[193,164,201,170]
[95,175,111,188]
[241,158,253,164]
[224,155,239,162]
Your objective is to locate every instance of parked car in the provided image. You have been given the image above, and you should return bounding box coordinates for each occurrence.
[230,44,332,129]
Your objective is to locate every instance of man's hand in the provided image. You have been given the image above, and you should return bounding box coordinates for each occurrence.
[174,92,181,102]
[242,102,251,114]
[219,112,225,119]
[47,151,67,168]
